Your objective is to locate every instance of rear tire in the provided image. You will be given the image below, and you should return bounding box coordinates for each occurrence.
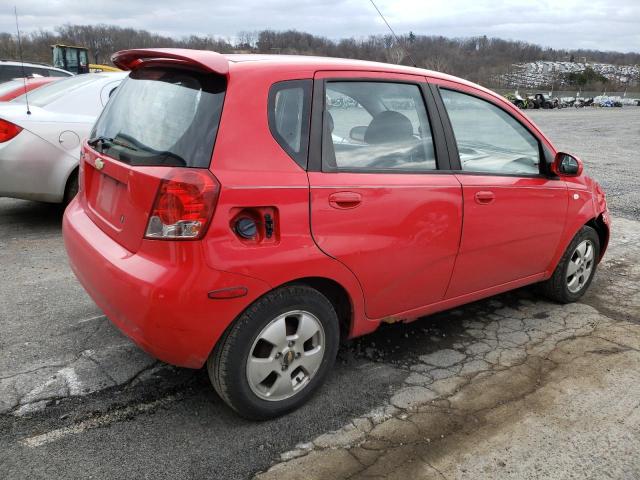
[541,226,599,303]
[207,285,340,420]
[63,170,78,206]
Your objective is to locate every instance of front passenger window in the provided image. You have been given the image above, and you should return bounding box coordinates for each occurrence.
[440,89,540,175]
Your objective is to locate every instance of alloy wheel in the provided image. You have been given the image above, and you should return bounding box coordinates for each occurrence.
[246,310,325,401]
[566,239,595,293]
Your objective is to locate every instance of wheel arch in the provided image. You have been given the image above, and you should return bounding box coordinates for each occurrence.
[546,212,609,277]
[206,273,363,367]
[282,276,353,341]
[585,214,609,261]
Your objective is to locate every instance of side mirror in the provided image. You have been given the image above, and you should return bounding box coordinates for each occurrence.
[551,152,583,177]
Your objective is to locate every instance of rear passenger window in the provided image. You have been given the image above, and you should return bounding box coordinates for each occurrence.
[323,82,436,172]
[268,80,312,169]
[440,89,540,175]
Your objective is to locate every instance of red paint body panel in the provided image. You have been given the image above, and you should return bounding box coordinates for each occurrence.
[377,272,547,324]
[309,171,463,318]
[200,62,368,338]
[63,197,271,368]
[82,148,165,254]
[445,175,567,298]
[546,175,610,271]
[0,77,59,101]
[62,49,610,369]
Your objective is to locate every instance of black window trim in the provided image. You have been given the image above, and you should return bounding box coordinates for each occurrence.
[267,79,312,170]
[431,84,556,179]
[307,76,452,174]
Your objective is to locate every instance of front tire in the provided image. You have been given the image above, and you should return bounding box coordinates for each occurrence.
[541,226,600,303]
[207,285,340,420]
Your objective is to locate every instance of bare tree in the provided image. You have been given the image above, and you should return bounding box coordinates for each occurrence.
[0,25,638,91]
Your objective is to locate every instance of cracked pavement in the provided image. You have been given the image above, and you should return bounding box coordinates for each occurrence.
[256,225,640,478]
[1,108,639,479]
[0,199,161,416]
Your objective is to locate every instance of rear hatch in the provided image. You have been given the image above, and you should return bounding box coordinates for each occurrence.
[81,57,227,253]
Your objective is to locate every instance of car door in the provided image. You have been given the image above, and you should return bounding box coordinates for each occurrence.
[308,71,463,319]
[431,81,568,299]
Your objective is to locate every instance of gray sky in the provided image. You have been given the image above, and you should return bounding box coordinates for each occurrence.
[3,0,640,53]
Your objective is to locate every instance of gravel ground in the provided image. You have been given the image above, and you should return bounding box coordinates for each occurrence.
[0,108,638,479]
[525,107,640,220]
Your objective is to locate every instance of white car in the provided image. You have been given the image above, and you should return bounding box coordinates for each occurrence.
[0,72,127,204]
[0,60,72,83]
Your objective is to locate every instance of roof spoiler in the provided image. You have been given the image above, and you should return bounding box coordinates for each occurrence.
[111,48,229,76]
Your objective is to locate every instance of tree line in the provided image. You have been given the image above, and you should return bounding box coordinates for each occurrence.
[564,67,609,88]
[1,24,638,87]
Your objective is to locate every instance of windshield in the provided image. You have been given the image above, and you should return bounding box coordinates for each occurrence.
[90,67,226,168]
[11,74,98,107]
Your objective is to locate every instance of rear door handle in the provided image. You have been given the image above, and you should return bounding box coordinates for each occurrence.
[474,191,495,205]
[329,191,362,209]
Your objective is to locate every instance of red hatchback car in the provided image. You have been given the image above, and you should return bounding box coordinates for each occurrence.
[63,49,610,419]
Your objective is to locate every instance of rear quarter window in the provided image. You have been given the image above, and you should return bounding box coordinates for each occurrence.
[90,67,226,168]
[268,80,312,169]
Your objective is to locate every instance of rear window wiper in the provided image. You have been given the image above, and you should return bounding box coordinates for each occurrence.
[88,136,138,152]
[87,135,113,148]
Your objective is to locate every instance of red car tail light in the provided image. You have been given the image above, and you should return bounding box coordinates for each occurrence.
[145,169,220,240]
[0,119,22,142]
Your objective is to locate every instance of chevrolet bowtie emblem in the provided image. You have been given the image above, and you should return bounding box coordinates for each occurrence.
[95,158,104,170]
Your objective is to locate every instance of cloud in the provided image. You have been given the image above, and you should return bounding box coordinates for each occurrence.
[2,0,639,52]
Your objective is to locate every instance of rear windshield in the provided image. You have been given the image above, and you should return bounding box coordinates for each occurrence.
[90,67,226,168]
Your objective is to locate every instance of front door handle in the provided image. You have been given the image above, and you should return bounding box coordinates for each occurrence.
[329,191,362,209]
[474,191,496,205]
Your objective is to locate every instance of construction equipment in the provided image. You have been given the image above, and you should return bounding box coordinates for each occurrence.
[52,44,89,74]
[504,92,531,109]
[51,44,120,74]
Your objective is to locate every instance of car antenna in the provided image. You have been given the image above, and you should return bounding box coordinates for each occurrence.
[14,6,31,115]
[367,0,417,68]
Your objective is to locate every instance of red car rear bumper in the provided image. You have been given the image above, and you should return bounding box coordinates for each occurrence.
[63,198,271,368]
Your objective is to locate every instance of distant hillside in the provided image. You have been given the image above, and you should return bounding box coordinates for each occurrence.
[500,61,639,91]
[1,25,639,90]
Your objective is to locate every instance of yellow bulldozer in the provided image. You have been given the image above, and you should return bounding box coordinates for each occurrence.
[51,44,120,74]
